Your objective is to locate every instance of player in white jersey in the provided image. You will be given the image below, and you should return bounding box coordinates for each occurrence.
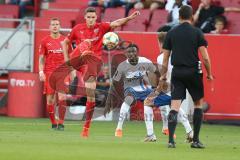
[112,44,171,138]
[143,32,193,142]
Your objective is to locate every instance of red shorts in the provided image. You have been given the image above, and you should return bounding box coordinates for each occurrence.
[44,72,70,95]
[70,48,102,81]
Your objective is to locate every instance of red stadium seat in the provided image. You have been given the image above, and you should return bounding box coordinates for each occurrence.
[122,9,151,32]
[228,22,240,34]
[34,17,73,29]
[147,9,168,32]
[49,2,82,10]
[216,0,240,7]
[225,12,240,33]
[40,10,78,23]
[102,7,125,31]
[0,15,16,28]
[102,7,125,22]
[55,0,89,6]
[0,4,19,18]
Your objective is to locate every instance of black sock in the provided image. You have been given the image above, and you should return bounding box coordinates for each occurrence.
[168,110,178,143]
[193,108,203,142]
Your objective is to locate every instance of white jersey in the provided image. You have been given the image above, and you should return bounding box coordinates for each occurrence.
[113,57,156,92]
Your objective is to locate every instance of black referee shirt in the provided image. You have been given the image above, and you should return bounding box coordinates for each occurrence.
[163,22,208,67]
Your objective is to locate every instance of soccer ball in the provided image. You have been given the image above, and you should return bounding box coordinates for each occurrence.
[103,32,119,49]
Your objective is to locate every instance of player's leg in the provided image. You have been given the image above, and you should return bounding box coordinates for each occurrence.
[143,91,159,141]
[57,92,67,131]
[46,94,57,129]
[191,98,205,148]
[168,75,186,148]
[115,95,135,137]
[143,104,157,142]
[45,73,58,129]
[80,56,102,138]
[178,108,193,142]
[186,72,205,148]
[81,76,97,138]
[160,105,170,134]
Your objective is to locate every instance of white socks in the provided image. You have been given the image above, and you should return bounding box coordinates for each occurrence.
[160,105,170,130]
[160,105,193,134]
[178,108,192,133]
[116,102,130,130]
[144,105,154,136]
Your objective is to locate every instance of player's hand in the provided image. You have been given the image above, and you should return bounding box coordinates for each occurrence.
[159,75,167,81]
[128,11,140,20]
[39,71,46,82]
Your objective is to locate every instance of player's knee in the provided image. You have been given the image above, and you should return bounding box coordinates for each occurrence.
[124,96,135,106]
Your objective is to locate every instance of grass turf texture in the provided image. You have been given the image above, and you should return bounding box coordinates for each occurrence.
[0,116,239,160]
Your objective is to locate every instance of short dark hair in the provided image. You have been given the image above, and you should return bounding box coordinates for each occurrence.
[126,43,139,52]
[158,32,167,43]
[179,5,193,20]
[85,7,96,14]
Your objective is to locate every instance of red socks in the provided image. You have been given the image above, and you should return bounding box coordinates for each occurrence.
[83,101,95,129]
[58,100,67,125]
[47,104,57,125]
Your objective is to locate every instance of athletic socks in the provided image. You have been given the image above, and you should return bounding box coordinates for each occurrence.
[193,108,203,142]
[160,105,170,130]
[116,102,130,130]
[47,104,57,125]
[144,105,154,136]
[178,108,192,133]
[58,100,67,125]
[83,101,95,129]
[168,110,178,143]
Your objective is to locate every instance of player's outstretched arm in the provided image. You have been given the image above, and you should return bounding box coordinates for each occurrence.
[110,11,140,29]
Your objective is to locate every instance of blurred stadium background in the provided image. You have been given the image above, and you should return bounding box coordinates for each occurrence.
[0,0,240,159]
[0,0,240,122]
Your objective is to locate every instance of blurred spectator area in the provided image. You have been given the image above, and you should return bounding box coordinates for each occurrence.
[0,0,240,33]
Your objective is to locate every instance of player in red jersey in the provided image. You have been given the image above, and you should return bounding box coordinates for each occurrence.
[62,7,140,138]
[39,18,68,131]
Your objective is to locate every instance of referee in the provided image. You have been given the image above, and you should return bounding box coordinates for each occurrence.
[158,5,214,148]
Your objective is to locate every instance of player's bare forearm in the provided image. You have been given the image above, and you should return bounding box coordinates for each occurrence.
[160,49,170,80]
[62,38,70,62]
[110,11,140,29]
[39,55,44,72]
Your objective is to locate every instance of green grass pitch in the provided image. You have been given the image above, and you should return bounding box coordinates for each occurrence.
[0,116,239,160]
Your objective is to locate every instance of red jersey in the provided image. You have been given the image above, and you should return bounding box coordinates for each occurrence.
[39,35,66,73]
[67,22,111,59]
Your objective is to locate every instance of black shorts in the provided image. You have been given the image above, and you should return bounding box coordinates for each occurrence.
[171,66,204,101]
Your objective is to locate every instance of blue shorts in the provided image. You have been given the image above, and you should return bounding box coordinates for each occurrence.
[124,87,171,107]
